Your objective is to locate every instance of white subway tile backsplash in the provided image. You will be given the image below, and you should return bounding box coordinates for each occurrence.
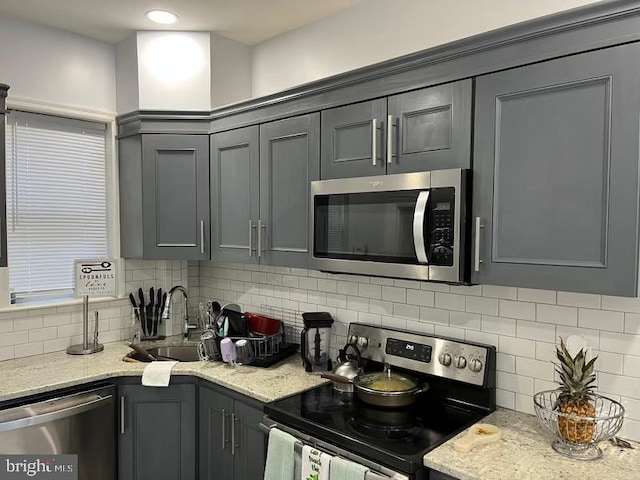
[482,285,517,300]
[599,331,640,355]
[534,379,557,392]
[326,293,347,309]
[358,283,382,299]
[434,325,465,339]
[318,279,337,293]
[382,286,406,303]
[465,296,499,316]
[623,355,640,378]
[28,327,58,343]
[496,389,515,409]
[621,397,640,422]
[394,279,422,290]
[369,300,394,316]
[449,311,481,331]
[419,307,450,325]
[598,373,640,400]
[499,336,536,358]
[435,293,466,312]
[536,304,578,326]
[346,296,369,313]
[517,320,555,343]
[369,277,394,286]
[601,295,640,313]
[358,312,381,325]
[0,331,28,347]
[393,303,419,321]
[13,316,43,331]
[625,313,640,334]
[406,320,434,335]
[406,289,434,307]
[299,277,318,291]
[481,316,516,337]
[593,351,624,375]
[579,308,624,333]
[464,330,499,347]
[497,372,534,395]
[557,292,601,309]
[516,357,554,381]
[515,394,535,415]
[420,282,450,293]
[496,353,516,373]
[535,341,556,362]
[450,285,482,296]
[499,300,536,320]
[556,325,600,349]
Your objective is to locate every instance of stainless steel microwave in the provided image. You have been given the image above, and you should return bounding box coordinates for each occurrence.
[310,169,470,283]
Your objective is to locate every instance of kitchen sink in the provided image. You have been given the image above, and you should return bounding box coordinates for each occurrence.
[125,345,200,362]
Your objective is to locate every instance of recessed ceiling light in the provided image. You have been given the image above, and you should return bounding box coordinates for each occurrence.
[145,10,179,25]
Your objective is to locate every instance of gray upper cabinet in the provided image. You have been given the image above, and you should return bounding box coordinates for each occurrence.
[119,134,210,260]
[210,126,260,264]
[320,80,472,179]
[211,114,320,267]
[473,44,640,296]
[259,114,320,267]
[199,383,266,480]
[118,383,196,480]
[0,85,8,268]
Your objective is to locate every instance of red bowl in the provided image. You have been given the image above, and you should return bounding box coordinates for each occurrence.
[245,312,282,335]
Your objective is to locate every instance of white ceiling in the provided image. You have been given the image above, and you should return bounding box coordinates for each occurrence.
[0,0,359,45]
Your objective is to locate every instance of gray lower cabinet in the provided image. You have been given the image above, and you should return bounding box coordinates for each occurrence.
[320,80,472,179]
[119,134,210,260]
[0,84,8,268]
[211,114,320,267]
[473,43,640,296]
[118,383,196,480]
[199,383,266,480]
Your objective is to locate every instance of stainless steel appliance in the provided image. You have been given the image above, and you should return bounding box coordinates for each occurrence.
[301,312,334,372]
[263,324,496,479]
[311,169,469,283]
[0,384,115,480]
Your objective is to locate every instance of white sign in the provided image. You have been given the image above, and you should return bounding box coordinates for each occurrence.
[74,259,117,297]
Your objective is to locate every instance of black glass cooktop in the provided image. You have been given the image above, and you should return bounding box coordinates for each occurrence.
[264,384,484,474]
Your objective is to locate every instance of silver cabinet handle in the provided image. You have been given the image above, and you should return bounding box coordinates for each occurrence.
[231,413,239,456]
[413,191,430,264]
[248,221,254,257]
[222,408,228,449]
[474,217,483,272]
[257,220,265,259]
[371,118,378,166]
[200,220,205,254]
[387,114,394,164]
[120,396,125,435]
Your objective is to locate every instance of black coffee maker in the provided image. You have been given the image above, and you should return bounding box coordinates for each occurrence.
[301,312,334,373]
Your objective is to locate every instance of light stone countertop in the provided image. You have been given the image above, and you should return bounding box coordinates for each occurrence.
[0,339,328,404]
[424,408,640,480]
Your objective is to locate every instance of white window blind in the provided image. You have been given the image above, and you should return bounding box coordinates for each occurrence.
[5,111,108,298]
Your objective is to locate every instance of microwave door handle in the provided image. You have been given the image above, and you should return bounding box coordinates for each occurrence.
[413,191,429,264]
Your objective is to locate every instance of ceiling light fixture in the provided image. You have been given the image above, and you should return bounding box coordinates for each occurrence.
[145,10,179,25]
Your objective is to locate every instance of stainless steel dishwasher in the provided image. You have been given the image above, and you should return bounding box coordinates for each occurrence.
[0,384,115,480]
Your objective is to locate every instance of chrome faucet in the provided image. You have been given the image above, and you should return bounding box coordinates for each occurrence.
[161,285,199,339]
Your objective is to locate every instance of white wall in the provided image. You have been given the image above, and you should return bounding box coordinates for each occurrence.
[137,31,211,111]
[210,33,252,108]
[115,33,140,114]
[251,0,601,97]
[0,13,116,113]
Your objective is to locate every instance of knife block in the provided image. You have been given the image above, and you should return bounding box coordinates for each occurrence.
[132,307,166,341]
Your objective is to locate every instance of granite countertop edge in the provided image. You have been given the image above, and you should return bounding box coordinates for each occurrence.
[0,339,328,404]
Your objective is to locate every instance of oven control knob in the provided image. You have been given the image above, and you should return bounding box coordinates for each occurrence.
[438,352,452,366]
[454,355,467,369]
[469,358,483,372]
[348,335,359,345]
[357,336,369,348]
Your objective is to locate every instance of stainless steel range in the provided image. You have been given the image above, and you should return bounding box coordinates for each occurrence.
[263,323,496,479]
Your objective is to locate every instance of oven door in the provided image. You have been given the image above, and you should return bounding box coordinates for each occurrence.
[310,169,467,282]
[260,416,412,480]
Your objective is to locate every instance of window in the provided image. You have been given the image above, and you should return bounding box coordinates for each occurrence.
[5,111,108,300]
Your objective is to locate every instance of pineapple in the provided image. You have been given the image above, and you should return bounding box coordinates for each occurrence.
[554,338,597,444]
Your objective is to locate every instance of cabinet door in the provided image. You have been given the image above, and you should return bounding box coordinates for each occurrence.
[118,384,196,480]
[473,44,640,296]
[232,400,266,480]
[387,80,472,174]
[0,87,6,268]
[210,126,260,263]
[199,385,234,480]
[320,99,386,179]
[259,114,320,268]
[142,135,209,260]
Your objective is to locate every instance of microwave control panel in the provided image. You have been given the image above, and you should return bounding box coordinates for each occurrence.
[428,187,455,266]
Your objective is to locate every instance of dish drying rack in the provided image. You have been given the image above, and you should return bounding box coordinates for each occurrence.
[221,306,300,367]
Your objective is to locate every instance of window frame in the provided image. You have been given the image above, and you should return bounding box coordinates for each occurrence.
[0,98,123,308]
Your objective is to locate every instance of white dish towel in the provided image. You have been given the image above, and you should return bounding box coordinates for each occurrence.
[300,444,331,480]
[141,361,178,387]
[329,457,369,480]
[264,428,297,480]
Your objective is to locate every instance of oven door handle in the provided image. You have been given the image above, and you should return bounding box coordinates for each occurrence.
[413,191,430,264]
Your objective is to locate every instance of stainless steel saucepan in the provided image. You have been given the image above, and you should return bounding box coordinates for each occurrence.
[321,367,429,408]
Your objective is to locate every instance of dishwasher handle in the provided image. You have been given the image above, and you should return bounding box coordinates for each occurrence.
[0,390,113,433]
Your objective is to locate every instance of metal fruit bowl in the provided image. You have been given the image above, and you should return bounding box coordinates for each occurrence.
[533,390,625,460]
